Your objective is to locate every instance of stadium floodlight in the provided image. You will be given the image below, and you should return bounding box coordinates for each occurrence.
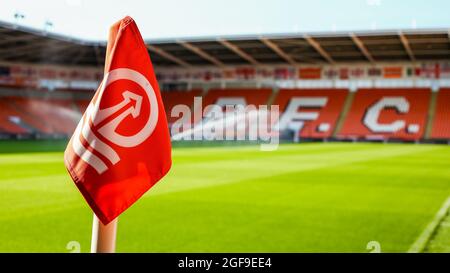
[13,11,25,26]
[13,12,25,20]
[44,20,54,32]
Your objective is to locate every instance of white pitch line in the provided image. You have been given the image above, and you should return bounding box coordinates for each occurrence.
[408,196,450,253]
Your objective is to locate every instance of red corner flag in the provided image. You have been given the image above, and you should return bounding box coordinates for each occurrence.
[64,16,171,225]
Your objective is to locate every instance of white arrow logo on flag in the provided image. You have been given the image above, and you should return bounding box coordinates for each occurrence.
[72,68,159,174]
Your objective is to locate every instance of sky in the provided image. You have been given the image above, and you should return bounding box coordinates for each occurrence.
[0,0,449,42]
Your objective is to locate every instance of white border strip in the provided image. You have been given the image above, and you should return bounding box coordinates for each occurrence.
[408,196,450,253]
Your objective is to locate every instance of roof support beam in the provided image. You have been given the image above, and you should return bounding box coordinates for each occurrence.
[217,39,259,65]
[399,32,416,61]
[70,47,90,64]
[17,47,85,63]
[0,39,56,55]
[304,35,335,64]
[260,38,297,66]
[350,33,375,63]
[178,41,224,67]
[94,45,104,67]
[0,35,39,47]
[38,46,85,63]
[1,42,73,60]
[0,28,12,34]
[147,44,192,68]
[447,29,450,49]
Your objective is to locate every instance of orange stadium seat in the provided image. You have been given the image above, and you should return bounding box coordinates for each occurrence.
[75,99,90,113]
[431,88,450,139]
[0,97,52,133]
[200,88,272,121]
[181,88,273,139]
[274,89,348,138]
[12,97,81,135]
[199,88,272,123]
[202,88,272,109]
[161,90,202,125]
[0,100,30,134]
[338,88,430,140]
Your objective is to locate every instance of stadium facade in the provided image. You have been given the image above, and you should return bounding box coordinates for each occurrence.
[0,20,449,143]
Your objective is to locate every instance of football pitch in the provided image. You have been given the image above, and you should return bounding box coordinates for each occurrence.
[0,141,450,253]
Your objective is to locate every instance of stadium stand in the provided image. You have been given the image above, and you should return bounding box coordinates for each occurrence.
[338,88,431,141]
[202,88,272,108]
[0,99,30,134]
[11,97,80,135]
[273,89,348,139]
[0,97,52,134]
[168,88,274,140]
[75,99,90,114]
[431,88,450,139]
[0,87,447,143]
[0,21,449,143]
[197,88,273,124]
[161,90,202,126]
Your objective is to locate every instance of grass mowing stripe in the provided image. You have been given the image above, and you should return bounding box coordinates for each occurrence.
[408,196,450,253]
[0,142,449,252]
[424,210,450,252]
[147,144,438,197]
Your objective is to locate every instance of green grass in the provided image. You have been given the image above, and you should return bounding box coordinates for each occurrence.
[425,211,450,252]
[0,141,449,252]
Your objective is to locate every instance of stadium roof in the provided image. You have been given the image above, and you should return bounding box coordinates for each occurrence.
[1,20,450,68]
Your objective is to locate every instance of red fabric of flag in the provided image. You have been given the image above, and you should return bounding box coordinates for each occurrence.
[64,16,171,225]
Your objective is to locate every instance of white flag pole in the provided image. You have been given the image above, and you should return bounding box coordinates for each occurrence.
[90,214,118,253]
